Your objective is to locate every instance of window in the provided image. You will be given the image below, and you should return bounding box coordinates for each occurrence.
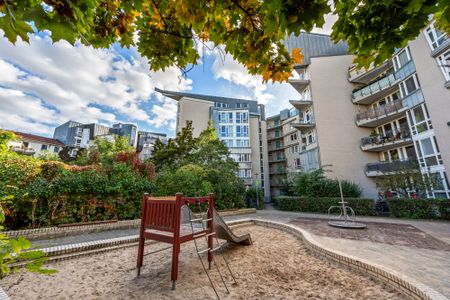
[236,139,250,147]
[290,133,297,141]
[425,23,447,50]
[215,102,228,108]
[236,112,248,124]
[222,139,233,147]
[53,146,59,153]
[437,50,450,81]
[294,158,301,169]
[236,125,248,137]
[219,125,233,138]
[394,48,410,70]
[237,169,251,178]
[400,75,419,96]
[41,144,48,151]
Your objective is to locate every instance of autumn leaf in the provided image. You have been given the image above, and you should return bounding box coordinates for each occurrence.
[292,48,304,65]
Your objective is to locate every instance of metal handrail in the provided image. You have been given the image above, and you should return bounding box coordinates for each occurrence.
[365,159,417,173]
[361,128,411,147]
[352,60,415,101]
[356,100,404,121]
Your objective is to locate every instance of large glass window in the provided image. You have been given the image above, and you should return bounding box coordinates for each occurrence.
[437,50,450,81]
[395,48,410,69]
[219,125,233,138]
[425,23,447,50]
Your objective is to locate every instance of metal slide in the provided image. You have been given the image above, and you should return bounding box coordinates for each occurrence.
[213,210,252,245]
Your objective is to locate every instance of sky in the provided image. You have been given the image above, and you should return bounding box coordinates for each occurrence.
[0,15,336,138]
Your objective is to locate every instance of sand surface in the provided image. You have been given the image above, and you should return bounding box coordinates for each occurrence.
[1,225,407,299]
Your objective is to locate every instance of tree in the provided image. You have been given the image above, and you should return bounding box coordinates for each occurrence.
[151,121,245,209]
[0,130,16,151]
[89,135,134,166]
[151,121,197,171]
[0,1,447,82]
[375,161,440,198]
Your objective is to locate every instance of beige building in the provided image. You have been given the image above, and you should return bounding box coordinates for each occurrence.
[269,28,449,199]
[7,131,64,157]
[156,89,270,200]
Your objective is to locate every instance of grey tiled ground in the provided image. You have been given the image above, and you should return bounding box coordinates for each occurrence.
[30,228,138,249]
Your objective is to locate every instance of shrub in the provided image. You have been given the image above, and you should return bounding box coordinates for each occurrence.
[288,169,362,198]
[274,196,377,216]
[245,187,264,209]
[4,162,154,229]
[387,198,450,220]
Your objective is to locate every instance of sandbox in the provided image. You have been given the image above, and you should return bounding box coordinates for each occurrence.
[1,225,407,299]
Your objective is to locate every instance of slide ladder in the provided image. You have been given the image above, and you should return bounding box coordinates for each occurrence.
[186,206,237,300]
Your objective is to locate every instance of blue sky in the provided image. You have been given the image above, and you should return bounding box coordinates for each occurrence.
[0,19,334,138]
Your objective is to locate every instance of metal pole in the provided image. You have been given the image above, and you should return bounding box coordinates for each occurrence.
[255,172,259,210]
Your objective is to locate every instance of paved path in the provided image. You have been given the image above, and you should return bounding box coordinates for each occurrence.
[30,209,450,298]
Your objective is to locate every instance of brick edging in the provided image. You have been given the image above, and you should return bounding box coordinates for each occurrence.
[227,218,447,300]
[4,208,257,240]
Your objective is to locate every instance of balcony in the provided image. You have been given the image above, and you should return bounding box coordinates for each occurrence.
[361,129,412,152]
[431,37,449,58]
[270,179,287,187]
[352,60,415,105]
[269,157,286,163]
[289,99,313,110]
[267,123,282,130]
[365,160,417,177]
[356,89,424,127]
[268,144,284,152]
[348,60,393,84]
[289,76,310,94]
[291,118,315,132]
[270,168,287,175]
[9,146,36,156]
[267,133,282,141]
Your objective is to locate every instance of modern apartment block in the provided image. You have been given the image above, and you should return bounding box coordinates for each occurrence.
[53,121,138,154]
[111,123,138,147]
[266,108,302,197]
[272,26,450,199]
[156,88,270,200]
[137,131,168,161]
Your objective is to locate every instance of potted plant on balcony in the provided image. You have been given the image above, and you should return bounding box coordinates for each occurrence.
[370,129,379,144]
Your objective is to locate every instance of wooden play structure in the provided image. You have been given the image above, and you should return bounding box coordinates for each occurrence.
[136,193,246,298]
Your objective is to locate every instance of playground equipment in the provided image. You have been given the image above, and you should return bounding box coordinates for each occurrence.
[328,179,367,229]
[136,193,251,298]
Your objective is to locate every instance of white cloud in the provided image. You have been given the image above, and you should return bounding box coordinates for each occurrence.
[0,32,192,136]
[211,51,275,105]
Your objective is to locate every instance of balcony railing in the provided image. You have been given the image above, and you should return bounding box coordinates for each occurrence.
[269,157,286,163]
[356,89,424,127]
[270,168,286,174]
[356,100,404,122]
[365,159,417,176]
[9,146,36,156]
[361,128,412,151]
[348,60,393,84]
[352,73,397,102]
[352,60,415,104]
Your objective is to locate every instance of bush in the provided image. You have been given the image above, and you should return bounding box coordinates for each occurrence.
[274,196,377,216]
[387,198,450,220]
[288,169,362,198]
[4,162,154,229]
[245,187,264,209]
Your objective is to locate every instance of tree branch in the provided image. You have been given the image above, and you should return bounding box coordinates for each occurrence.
[230,0,258,31]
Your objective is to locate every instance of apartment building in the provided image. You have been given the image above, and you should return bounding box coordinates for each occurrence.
[54,121,138,153]
[137,131,168,161]
[266,108,302,197]
[156,88,270,200]
[275,26,450,199]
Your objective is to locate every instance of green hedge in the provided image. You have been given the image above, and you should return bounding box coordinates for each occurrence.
[387,198,450,220]
[274,196,377,216]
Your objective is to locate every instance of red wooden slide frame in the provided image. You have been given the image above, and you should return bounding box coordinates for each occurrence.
[136,192,214,290]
